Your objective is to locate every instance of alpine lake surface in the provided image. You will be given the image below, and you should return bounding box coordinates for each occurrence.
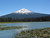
[0,22,50,38]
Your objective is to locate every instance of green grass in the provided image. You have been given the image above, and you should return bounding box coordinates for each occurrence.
[0,25,4,26]
[0,22,32,23]
[0,21,50,23]
[0,21,50,24]
[16,27,50,38]
[0,25,6,26]
[0,26,22,30]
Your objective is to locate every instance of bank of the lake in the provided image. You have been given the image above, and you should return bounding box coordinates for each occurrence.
[0,22,32,24]
[16,27,50,38]
[0,21,50,24]
[0,25,23,30]
[0,25,6,26]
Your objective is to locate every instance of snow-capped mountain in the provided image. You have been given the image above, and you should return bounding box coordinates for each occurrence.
[0,8,49,19]
[15,8,32,14]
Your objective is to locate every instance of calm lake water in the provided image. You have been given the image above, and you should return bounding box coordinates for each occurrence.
[0,22,50,38]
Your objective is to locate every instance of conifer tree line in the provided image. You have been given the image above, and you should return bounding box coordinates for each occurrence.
[0,16,50,22]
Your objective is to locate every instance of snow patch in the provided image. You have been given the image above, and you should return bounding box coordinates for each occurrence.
[15,8,32,14]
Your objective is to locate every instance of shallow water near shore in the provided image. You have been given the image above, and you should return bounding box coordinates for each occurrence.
[0,22,50,38]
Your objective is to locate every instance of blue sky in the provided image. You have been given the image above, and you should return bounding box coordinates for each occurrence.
[0,0,50,16]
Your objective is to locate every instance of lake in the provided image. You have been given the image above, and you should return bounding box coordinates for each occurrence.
[0,22,50,38]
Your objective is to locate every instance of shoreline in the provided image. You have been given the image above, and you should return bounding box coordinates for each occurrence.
[16,27,50,38]
[0,21,50,24]
[0,26,23,30]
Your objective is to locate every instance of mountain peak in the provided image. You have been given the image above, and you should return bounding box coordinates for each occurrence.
[15,8,32,14]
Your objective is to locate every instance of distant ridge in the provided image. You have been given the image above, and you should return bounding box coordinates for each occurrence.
[0,8,50,22]
[0,8,49,19]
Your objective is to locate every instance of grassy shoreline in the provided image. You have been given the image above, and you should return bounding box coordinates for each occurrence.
[0,22,32,23]
[0,25,6,26]
[0,21,50,24]
[0,25,23,30]
[16,27,50,38]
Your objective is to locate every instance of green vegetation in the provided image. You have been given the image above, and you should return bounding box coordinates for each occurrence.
[0,26,22,30]
[16,27,50,38]
[0,22,32,23]
[0,25,6,27]
[0,25,5,26]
